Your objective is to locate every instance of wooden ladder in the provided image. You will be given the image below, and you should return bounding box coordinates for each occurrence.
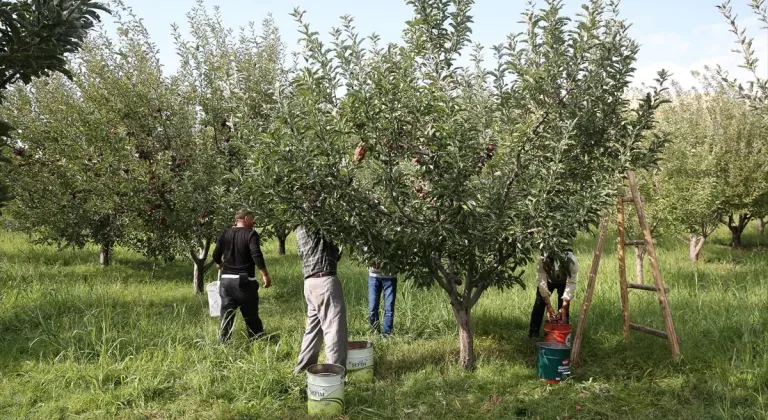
[571,171,681,365]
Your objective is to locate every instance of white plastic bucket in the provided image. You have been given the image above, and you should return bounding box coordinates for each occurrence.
[206,274,221,317]
[306,364,345,415]
[346,341,374,382]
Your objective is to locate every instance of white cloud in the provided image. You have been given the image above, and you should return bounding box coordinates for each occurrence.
[633,16,767,90]
[633,54,760,90]
[644,32,691,55]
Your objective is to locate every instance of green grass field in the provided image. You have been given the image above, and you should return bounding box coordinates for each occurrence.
[1,227,767,419]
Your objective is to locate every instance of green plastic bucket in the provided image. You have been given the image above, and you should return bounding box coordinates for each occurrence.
[537,342,571,384]
[346,341,374,383]
[306,364,345,415]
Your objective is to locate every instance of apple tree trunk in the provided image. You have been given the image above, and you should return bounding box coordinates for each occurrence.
[191,238,213,295]
[688,234,706,263]
[728,214,751,248]
[99,242,113,266]
[452,303,475,371]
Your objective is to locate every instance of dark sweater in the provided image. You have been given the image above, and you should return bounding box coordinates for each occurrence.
[212,227,266,277]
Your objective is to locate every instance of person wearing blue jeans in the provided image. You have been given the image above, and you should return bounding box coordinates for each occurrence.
[368,266,397,336]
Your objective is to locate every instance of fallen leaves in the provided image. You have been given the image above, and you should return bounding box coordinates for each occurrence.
[481,395,502,411]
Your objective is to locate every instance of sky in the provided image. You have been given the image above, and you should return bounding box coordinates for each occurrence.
[101,0,768,89]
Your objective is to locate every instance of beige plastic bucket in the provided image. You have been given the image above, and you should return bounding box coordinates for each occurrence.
[306,364,345,415]
[206,280,220,317]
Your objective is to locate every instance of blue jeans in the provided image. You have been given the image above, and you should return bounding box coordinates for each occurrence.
[368,276,397,335]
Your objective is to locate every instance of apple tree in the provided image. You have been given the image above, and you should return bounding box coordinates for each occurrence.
[649,84,725,262]
[717,1,768,241]
[717,0,767,118]
[1,70,134,265]
[660,74,768,249]
[0,0,108,209]
[171,2,292,291]
[250,0,669,370]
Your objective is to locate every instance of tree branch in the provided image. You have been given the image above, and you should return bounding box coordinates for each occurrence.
[499,72,579,210]
[385,173,422,225]
[695,237,706,254]
[500,151,522,209]
[703,219,718,238]
[462,255,477,307]
[201,237,211,260]
[435,260,461,306]
[0,71,20,90]
[469,282,486,307]
[742,213,753,227]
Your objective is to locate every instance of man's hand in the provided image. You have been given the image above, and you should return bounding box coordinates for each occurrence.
[546,309,556,322]
[545,300,556,322]
[262,274,272,289]
[217,264,222,271]
[353,143,366,166]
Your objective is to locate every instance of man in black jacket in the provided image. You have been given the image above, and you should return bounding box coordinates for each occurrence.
[212,210,272,342]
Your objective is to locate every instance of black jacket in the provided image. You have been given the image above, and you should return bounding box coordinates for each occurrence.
[212,227,267,277]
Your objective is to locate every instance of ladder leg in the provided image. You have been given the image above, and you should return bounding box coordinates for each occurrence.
[617,194,630,341]
[571,216,610,366]
[627,171,681,361]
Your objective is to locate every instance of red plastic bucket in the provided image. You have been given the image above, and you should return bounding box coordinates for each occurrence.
[544,322,572,347]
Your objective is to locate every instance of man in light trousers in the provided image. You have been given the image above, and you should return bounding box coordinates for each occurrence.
[294,226,348,373]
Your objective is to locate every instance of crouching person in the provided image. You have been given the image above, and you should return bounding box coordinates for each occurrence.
[528,250,578,338]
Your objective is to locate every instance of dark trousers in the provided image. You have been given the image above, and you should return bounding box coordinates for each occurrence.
[368,276,397,336]
[219,274,263,342]
[528,281,569,338]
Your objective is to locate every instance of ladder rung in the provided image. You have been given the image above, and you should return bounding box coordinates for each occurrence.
[624,239,645,246]
[628,283,670,293]
[629,323,668,339]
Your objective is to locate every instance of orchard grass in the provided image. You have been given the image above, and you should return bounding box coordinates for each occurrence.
[0,228,766,419]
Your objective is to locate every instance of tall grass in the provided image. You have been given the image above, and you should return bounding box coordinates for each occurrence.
[0,227,766,419]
